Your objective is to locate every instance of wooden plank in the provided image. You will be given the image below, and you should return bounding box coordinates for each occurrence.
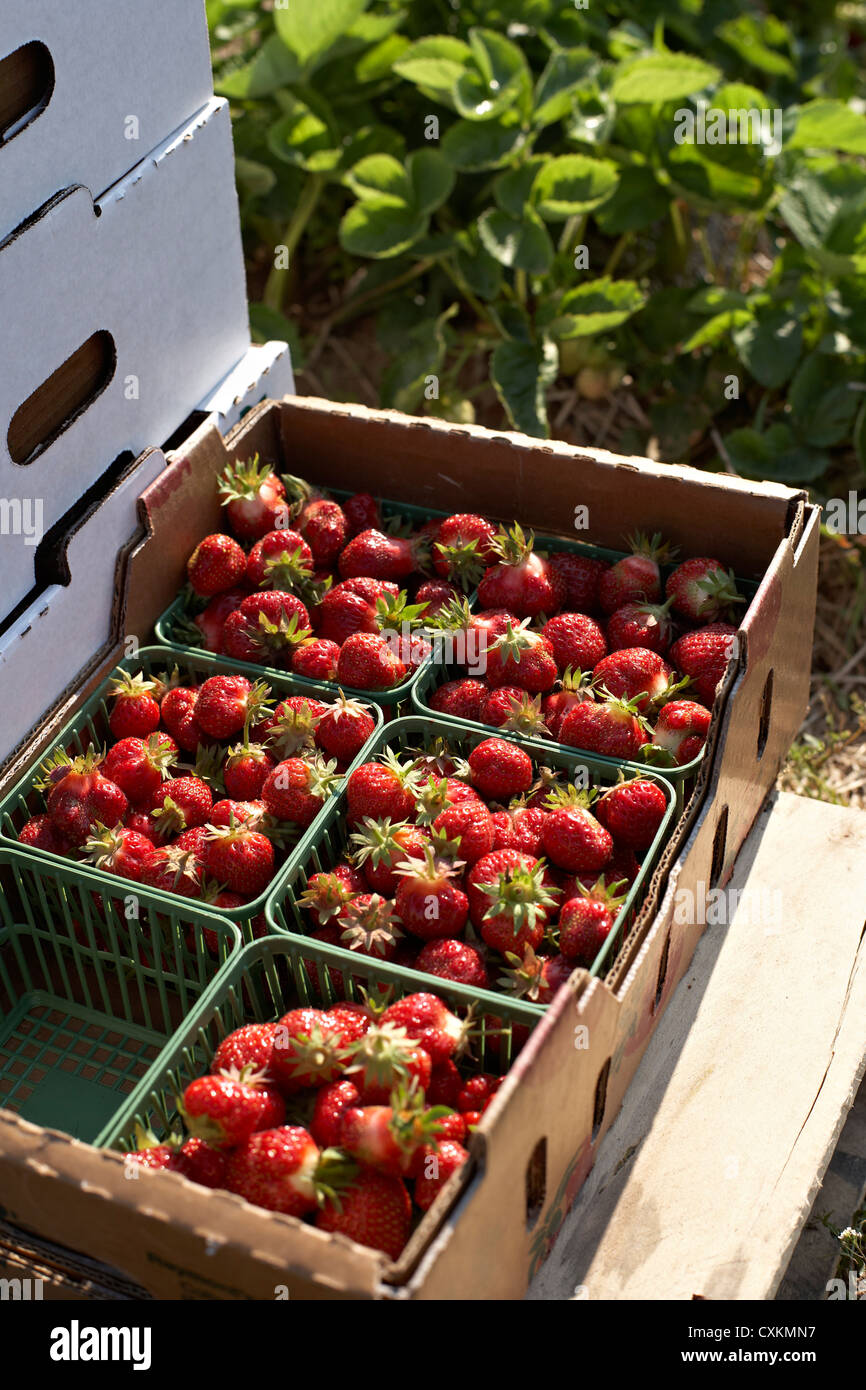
[527,792,866,1302]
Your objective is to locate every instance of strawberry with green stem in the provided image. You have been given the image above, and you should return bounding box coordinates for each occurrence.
[480,685,550,737]
[541,667,593,739]
[557,877,628,966]
[468,849,560,956]
[432,513,497,590]
[595,776,668,851]
[559,691,652,760]
[44,750,128,846]
[350,816,429,894]
[225,1125,355,1217]
[299,864,366,928]
[182,1067,286,1147]
[218,455,287,541]
[665,557,743,623]
[187,533,246,598]
[484,618,558,692]
[499,944,572,1005]
[335,893,404,963]
[540,784,613,874]
[201,811,275,896]
[108,671,161,739]
[261,753,339,827]
[84,824,156,882]
[271,1008,355,1093]
[149,776,213,837]
[315,693,376,763]
[316,1167,412,1259]
[380,994,470,1064]
[338,1082,451,1176]
[477,524,565,618]
[598,532,677,615]
[102,733,177,806]
[606,597,676,655]
[195,675,273,741]
[393,845,469,942]
[650,699,712,764]
[346,750,423,824]
[346,1022,432,1104]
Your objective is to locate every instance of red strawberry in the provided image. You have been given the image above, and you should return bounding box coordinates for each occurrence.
[212,1023,279,1076]
[433,513,496,589]
[208,798,267,829]
[346,1023,432,1104]
[467,849,559,955]
[102,733,176,805]
[17,814,69,854]
[668,624,738,707]
[183,1069,286,1147]
[187,533,246,597]
[224,1126,347,1216]
[245,528,313,591]
[558,879,626,965]
[316,577,399,645]
[310,1079,361,1148]
[339,1094,447,1175]
[666,557,743,623]
[195,675,272,740]
[271,1009,354,1092]
[484,620,558,692]
[235,591,312,663]
[291,638,340,682]
[394,847,470,942]
[432,800,494,865]
[261,755,338,826]
[328,1001,374,1046]
[295,497,348,565]
[381,993,468,1064]
[606,598,675,655]
[456,1074,501,1114]
[415,578,459,616]
[350,817,429,895]
[430,678,487,721]
[416,938,489,988]
[489,805,548,857]
[343,492,380,537]
[218,455,287,540]
[173,1137,228,1189]
[262,694,326,759]
[541,669,591,739]
[467,738,533,801]
[316,1168,412,1260]
[223,741,274,800]
[540,789,613,873]
[414,1139,468,1211]
[477,525,565,618]
[499,944,572,1005]
[548,552,608,612]
[559,695,651,759]
[479,686,549,737]
[427,1059,462,1108]
[541,612,607,672]
[652,699,712,764]
[596,777,668,850]
[219,609,268,664]
[201,818,275,896]
[193,588,247,653]
[346,752,421,824]
[337,633,407,691]
[149,776,213,835]
[139,844,201,896]
[598,533,674,614]
[45,756,127,846]
[160,686,202,752]
[315,694,376,762]
[339,529,423,582]
[108,671,161,739]
[335,893,403,963]
[83,825,155,882]
[299,865,367,927]
[593,647,678,712]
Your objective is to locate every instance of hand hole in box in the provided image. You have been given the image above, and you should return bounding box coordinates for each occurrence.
[525,1136,548,1229]
[757,669,774,761]
[8,330,116,465]
[710,805,729,889]
[653,930,672,1013]
[592,1057,611,1142]
[0,42,54,146]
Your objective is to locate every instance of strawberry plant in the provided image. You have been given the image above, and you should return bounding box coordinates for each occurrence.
[210,0,866,489]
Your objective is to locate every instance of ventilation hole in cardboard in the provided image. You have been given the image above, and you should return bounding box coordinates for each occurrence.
[8,331,116,465]
[757,669,774,760]
[654,930,672,1013]
[710,805,729,888]
[592,1057,611,1141]
[525,1137,547,1229]
[0,42,55,145]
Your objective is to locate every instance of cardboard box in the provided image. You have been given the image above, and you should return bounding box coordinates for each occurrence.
[0,96,250,614]
[0,0,213,243]
[0,399,821,1298]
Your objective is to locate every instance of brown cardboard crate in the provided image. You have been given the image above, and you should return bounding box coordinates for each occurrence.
[0,398,821,1299]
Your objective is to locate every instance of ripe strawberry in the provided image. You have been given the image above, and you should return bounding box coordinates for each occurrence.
[315,694,376,762]
[598,532,674,614]
[394,847,470,942]
[347,1023,432,1104]
[261,755,338,826]
[343,492,380,537]
[124,1144,176,1173]
[541,668,592,739]
[467,849,559,955]
[45,756,127,846]
[245,528,313,591]
[108,671,161,739]
[316,577,398,645]
[593,647,678,713]
[17,814,69,854]
[484,619,558,692]
[541,611,607,673]
[430,678,487,722]
[381,993,468,1064]
[335,893,403,963]
[499,944,572,1005]
[414,774,480,827]
[606,598,675,655]
[295,496,348,565]
[83,825,155,882]
[339,528,423,582]
[311,1079,361,1148]
[596,777,668,850]
[559,695,651,759]
[187,533,246,597]
[299,865,366,927]
[467,738,533,801]
[291,638,340,682]
[337,632,407,690]
[219,609,269,665]
[160,686,202,752]
[477,525,565,617]
[548,552,608,612]
[668,624,738,707]
[346,751,421,824]
[173,1137,228,1190]
[414,1140,468,1212]
[218,455,287,540]
[183,1069,285,1147]
[225,1126,348,1216]
[416,938,489,988]
[456,1073,501,1114]
[149,776,213,835]
[652,699,712,764]
[271,1009,355,1092]
[415,578,459,616]
[192,588,247,653]
[102,733,176,805]
[239,588,312,636]
[540,789,613,873]
[316,1168,412,1260]
[339,1094,447,1175]
[223,741,274,800]
[479,686,548,737]
[208,798,267,829]
[432,800,494,865]
[350,817,429,895]
[489,805,548,856]
[195,675,272,740]
[328,1001,374,1046]
[427,1059,462,1108]
[262,694,326,758]
[139,844,201,896]
[558,879,626,965]
[666,557,743,623]
[202,818,275,896]
[433,513,496,589]
[212,1023,279,1076]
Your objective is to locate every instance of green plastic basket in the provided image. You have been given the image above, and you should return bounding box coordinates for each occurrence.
[100,933,538,1156]
[0,646,383,941]
[0,846,240,1146]
[266,715,677,998]
[153,493,471,709]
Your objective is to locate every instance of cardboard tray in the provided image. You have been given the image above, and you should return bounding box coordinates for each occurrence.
[0,399,821,1298]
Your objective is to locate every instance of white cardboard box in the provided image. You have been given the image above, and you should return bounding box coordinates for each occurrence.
[0,96,251,614]
[0,0,214,243]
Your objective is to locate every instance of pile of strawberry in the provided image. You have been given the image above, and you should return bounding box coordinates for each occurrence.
[127,990,500,1260]
[17,664,377,914]
[284,733,669,998]
[180,456,470,692]
[427,526,743,766]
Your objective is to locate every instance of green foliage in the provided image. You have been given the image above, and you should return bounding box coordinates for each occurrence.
[211,0,866,482]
